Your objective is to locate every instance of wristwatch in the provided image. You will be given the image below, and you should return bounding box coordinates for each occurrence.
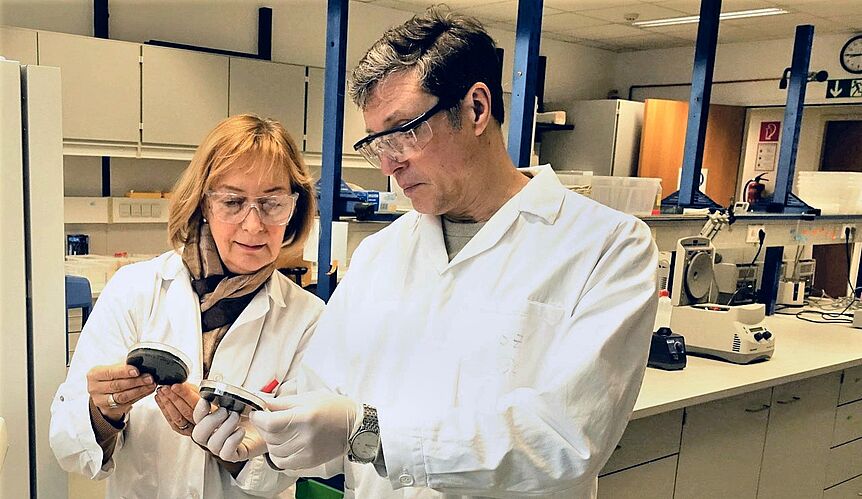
[347,404,380,464]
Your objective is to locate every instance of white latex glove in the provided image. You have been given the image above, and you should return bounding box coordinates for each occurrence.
[249,391,360,471]
[192,398,267,462]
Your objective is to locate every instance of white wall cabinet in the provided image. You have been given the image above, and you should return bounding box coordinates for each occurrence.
[757,372,842,499]
[0,26,38,65]
[305,66,367,155]
[598,455,678,499]
[142,45,228,146]
[38,31,140,144]
[228,58,306,144]
[674,389,772,499]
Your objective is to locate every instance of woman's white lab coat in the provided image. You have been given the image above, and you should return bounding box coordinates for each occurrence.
[50,251,324,498]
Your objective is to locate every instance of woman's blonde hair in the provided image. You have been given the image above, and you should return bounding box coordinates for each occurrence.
[168,114,316,256]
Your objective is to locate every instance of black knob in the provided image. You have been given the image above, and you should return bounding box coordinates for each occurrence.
[754,332,763,342]
[763,331,772,340]
[656,327,673,337]
[674,341,684,353]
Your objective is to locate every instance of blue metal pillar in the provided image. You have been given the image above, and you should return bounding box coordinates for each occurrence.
[507,0,543,167]
[316,0,348,302]
[662,0,722,211]
[765,25,818,214]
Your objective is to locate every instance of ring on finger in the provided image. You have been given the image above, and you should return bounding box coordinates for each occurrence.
[177,421,191,430]
[107,393,119,409]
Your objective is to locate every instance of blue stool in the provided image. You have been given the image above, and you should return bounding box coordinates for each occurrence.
[65,275,92,366]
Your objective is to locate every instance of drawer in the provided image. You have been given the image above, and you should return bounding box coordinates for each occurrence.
[833,400,862,446]
[824,472,862,499]
[598,455,677,499]
[840,366,862,405]
[600,410,682,475]
[827,438,862,488]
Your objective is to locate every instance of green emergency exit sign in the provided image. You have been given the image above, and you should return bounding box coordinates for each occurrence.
[826,78,862,98]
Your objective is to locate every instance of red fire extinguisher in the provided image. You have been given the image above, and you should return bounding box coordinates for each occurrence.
[744,173,768,205]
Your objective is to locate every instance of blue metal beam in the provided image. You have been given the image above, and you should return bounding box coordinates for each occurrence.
[771,25,814,211]
[317,0,348,302]
[507,0,543,167]
[677,0,721,208]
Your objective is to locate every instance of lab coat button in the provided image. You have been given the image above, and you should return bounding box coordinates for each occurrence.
[399,473,414,486]
[189,491,200,499]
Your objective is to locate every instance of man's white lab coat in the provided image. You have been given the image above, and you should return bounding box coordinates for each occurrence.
[301,166,658,498]
[51,252,323,498]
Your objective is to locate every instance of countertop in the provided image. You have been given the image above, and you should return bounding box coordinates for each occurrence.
[632,314,862,419]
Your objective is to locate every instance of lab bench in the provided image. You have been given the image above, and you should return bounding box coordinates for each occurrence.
[598,316,862,498]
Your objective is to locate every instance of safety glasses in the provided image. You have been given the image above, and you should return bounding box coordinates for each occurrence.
[204,191,299,226]
[352,98,454,168]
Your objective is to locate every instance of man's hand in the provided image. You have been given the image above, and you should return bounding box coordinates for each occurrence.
[87,364,156,423]
[192,399,267,462]
[154,383,200,437]
[249,391,360,470]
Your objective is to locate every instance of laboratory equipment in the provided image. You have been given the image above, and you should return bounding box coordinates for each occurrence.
[200,380,266,416]
[126,342,190,385]
[671,304,773,363]
[853,311,862,328]
[714,262,759,305]
[648,327,687,370]
[777,280,805,306]
[782,258,816,297]
[669,211,775,363]
[66,233,89,255]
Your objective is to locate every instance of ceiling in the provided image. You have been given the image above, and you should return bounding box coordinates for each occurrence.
[358,0,862,52]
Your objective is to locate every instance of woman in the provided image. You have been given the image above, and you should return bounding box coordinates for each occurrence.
[50,114,322,498]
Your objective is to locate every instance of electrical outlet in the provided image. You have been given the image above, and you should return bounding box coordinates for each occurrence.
[746,225,766,244]
[840,224,857,241]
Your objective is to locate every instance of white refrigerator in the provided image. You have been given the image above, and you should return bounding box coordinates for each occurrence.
[0,59,67,498]
[539,99,644,177]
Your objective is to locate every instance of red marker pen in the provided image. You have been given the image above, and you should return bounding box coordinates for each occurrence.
[261,379,279,394]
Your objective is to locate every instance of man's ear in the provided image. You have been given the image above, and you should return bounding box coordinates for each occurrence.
[466,82,493,136]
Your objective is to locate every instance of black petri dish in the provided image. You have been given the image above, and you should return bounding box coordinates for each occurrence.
[126,342,190,385]
[199,380,265,416]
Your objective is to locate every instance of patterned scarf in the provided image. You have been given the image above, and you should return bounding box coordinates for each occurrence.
[181,223,275,377]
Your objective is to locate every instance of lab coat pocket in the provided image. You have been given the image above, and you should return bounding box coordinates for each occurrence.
[455,301,565,406]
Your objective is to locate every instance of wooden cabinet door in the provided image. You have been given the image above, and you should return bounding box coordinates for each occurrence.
[142,45,228,146]
[38,32,140,143]
[674,389,772,499]
[757,372,841,499]
[228,58,305,145]
[638,99,745,207]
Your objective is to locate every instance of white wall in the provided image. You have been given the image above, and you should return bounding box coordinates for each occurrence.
[738,105,862,198]
[615,33,862,107]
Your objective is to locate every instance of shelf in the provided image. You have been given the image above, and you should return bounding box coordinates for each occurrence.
[535,122,574,133]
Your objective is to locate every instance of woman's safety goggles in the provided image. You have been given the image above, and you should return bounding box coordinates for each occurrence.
[352,98,454,168]
[204,191,299,226]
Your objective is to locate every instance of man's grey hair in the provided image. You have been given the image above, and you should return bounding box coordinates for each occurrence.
[348,6,505,127]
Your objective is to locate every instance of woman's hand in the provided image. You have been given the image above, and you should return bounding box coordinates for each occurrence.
[154,383,201,437]
[87,364,156,423]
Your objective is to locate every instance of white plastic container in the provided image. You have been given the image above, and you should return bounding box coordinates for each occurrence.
[590,176,662,216]
[797,171,862,214]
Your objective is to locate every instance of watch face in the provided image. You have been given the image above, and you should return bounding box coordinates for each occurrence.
[841,35,862,74]
[350,430,380,460]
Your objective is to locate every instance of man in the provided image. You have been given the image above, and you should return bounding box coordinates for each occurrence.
[250,8,657,498]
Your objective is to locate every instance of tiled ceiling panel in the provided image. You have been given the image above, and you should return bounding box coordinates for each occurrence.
[365,0,862,52]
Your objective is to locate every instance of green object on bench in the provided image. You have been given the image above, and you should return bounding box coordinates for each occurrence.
[296,478,343,499]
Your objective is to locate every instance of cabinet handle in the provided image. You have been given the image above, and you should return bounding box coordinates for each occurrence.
[776,396,801,405]
[745,404,771,413]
